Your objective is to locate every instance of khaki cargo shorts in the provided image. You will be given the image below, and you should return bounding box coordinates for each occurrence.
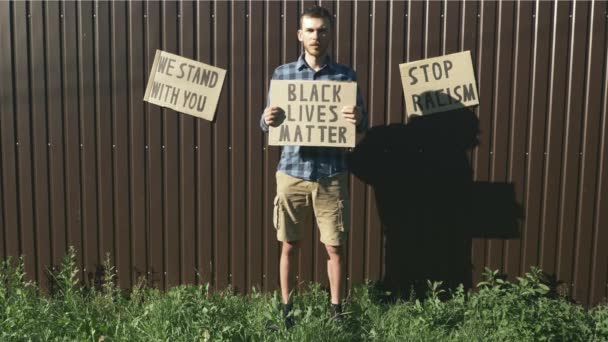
[273,171,350,246]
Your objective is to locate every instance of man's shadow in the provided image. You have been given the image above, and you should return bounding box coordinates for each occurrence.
[348,94,522,299]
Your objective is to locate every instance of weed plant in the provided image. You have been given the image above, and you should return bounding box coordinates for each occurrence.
[0,248,607,341]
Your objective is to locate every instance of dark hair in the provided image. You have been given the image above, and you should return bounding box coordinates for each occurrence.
[300,5,333,28]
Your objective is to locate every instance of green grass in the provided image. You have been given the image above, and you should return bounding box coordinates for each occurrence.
[1,248,607,341]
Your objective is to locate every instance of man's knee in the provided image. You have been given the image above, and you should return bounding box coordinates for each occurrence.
[325,244,342,260]
[282,240,300,256]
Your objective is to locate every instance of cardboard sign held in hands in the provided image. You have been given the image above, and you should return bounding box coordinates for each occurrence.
[144,50,226,121]
[399,51,479,116]
[268,80,357,148]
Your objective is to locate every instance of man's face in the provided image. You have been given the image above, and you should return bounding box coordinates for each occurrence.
[298,16,331,58]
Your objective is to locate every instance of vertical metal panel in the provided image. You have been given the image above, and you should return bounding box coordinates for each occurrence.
[161,0,180,289]
[387,1,405,124]
[491,0,515,272]
[460,0,483,284]
[145,0,164,289]
[95,0,115,268]
[504,0,533,281]
[2,0,608,307]
[247,0,265,290]
[78,0,99,285]
[0,3,5,258]
[459,7,480,291]
[179,0,197,287]
[539,0,570,276]
[425,0,442,58]
[13,1,37,280]
[590,5,608,303]
[263,0,281,292]
[110,0,131,289]
[61,0,84,275]
[573,0,606,304]
[347,0,369,288]
[557,0,589,296]
[127,0,147,285]
[230,0,247,292]
[366,0,387,282]
[195,0,214,286]
[29,0,51,289]
[354,0,373,283]
[45,0,67,270]
[523,0,552,276]
[213,0,230,290]
[442,0,460,55]
[476,1,498,270]
[0,1,19,261]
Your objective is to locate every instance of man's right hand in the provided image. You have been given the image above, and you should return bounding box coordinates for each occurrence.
[263,106,286,127]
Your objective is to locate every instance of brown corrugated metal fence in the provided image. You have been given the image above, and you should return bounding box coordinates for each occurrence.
[0,0,607,306]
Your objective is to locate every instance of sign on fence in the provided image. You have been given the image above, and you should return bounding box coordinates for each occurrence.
[399,51,479,116]
[143,50,226,121]
[268,80,357,148]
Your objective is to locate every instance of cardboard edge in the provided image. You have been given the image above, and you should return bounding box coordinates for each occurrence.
[143,49,162,101]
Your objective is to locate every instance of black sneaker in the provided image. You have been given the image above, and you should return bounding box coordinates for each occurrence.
[267,302,295,332]
[282,302,295,329]
[330,303,344,323]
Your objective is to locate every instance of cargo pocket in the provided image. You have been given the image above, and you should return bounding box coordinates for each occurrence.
[336,199,349,232]
[273,195,281,230]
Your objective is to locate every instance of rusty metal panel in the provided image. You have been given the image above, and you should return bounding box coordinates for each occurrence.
[1,0,607,307]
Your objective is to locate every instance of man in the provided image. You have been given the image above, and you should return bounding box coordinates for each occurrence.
[260,5,368,327]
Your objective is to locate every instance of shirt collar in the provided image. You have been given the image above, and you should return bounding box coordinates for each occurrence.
[296,54,334,72]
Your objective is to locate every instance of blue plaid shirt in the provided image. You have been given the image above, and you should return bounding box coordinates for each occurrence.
[260,55,368,180]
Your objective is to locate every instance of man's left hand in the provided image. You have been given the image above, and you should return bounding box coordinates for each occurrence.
[341,105,360,125]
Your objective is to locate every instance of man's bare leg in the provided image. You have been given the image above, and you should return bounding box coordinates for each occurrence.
[325,244,343,304]
[280,240,299,304]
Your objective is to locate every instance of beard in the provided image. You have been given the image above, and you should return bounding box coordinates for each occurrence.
[305,42,328,57]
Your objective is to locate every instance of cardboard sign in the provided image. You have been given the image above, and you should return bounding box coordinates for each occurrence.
[399,51,479,116]
[268,80,357,148]
[143,50,226,121]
